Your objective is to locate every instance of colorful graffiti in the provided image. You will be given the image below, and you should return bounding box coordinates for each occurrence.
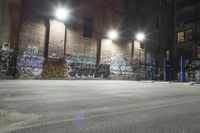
[100,40,145,80]
[109,55,133,79]
[0,42,15,78]
[94,64,110,79]
[17,45,44,78]
[65,55,110,79]
[42,61,67,79]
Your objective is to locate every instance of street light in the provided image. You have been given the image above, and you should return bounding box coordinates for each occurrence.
[108,30,118,40]
[55,7,70,21]
[136,32,145,42]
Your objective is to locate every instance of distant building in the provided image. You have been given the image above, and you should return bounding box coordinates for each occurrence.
[125,0,174,80]
[173,0,200,81]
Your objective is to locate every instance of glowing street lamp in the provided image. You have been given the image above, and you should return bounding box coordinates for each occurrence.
[136,32,145,42]
[55,7,69,21]
[108,30,118,40]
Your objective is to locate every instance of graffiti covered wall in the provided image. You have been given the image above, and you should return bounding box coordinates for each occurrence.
[42,60,68,79]
[65,29,105,79]
[101,39,145,80]
[17,18,46,79]
[0,43,15,78]
[0,0,21,79]
[101,39,132,79]
[41,20,67,79]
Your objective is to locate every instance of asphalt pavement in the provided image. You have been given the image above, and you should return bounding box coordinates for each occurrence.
[0,80,200,133]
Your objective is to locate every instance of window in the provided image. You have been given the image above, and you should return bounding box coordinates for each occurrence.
[197,46,200,59]
[83,16,93,38]
[178,31,184,43]
[166,50,170,60]
[185,29,193,42]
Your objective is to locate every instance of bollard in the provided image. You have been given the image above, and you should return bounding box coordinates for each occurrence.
[180,56,185,82]
[163,59,166,81]
[169,63,172,81]
[199,62,200,82]
[150,60,153,80]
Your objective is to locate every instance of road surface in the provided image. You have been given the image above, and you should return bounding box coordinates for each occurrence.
[0,80,200,133]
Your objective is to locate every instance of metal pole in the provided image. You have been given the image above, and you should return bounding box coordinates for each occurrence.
[199,62,200,82]
[150,60,153,80]
[164,59,166,81]
[180,56,185,82]
[144,44,146,80]
[169,63,172,81]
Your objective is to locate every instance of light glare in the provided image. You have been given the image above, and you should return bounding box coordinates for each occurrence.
[136,33,145,41]
[108,30,118,40]
[55,8,69,21]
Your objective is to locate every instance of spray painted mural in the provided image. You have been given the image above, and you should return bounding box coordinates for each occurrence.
[101,39,145,80]
[64,30,110,79]
[65,55,110,79]
[17,18,46,79]
[17,45,44,78]
[0,42,15,78]
[42,60,67,79]
[65,54,96,79]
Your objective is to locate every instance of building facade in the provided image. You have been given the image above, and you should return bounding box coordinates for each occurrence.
[0,0,21,78]
[125,0,174,80]
[0,0,145,80]
[173,0,200,81]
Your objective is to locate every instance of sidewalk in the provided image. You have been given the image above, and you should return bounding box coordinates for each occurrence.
[141,80,200,86]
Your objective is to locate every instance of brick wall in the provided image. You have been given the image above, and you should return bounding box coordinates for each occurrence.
[0,0,21,78]
[17,18,46,79]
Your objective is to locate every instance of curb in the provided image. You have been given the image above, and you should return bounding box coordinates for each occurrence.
[141,80,155,83]
[154,81,171,84]
[191,82,200,86]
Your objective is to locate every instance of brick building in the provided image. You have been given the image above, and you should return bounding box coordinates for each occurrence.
[0,0,21,78]
[0,0,146,80]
